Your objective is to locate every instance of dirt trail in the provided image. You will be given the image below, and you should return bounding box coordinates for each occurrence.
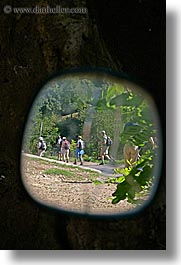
[23,153,123,177]
[21,153,137,215]
[81,161,124,177]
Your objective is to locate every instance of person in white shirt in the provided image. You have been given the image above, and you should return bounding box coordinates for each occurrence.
[74,136,84,165]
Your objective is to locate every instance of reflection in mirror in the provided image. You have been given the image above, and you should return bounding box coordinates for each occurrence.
[21,71,162,216]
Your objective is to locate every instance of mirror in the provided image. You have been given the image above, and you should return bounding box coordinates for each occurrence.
[21,70,162,216]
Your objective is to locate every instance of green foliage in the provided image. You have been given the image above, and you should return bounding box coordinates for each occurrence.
[24,112,59,155]
[94,180,105,186]
[121,123,151,147]
[44,168,74,177]
[70,139,77,158]
[87,108,116,158]
[111,148,157,204]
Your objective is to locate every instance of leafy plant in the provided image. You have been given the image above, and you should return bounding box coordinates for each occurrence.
[111,148,157,204]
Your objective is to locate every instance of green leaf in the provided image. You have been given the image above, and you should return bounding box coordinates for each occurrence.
[127,189,136,200]
[135,165,153,186]
[112,197,124,204]
[95,99,107,109]
[110,94,122,106]
[112,181,131,204]
[94,180,104,186]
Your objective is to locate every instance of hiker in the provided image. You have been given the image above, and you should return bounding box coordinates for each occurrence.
[61,137,70,163]
[99,130,112,165]
[123,143,139,168]
[123,122,140,168]
[74,135,85,165]
[56,135,62,161]
[37,137,47,157]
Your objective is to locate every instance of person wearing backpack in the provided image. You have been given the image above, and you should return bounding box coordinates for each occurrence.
[99,130,112,165]
[61,137,70,163]
[37,137,47,157]
[74,135,85,165]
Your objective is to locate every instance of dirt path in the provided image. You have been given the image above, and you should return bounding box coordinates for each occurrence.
[82,161,123,177]
[23,153,123,178]
[21,154,137,215]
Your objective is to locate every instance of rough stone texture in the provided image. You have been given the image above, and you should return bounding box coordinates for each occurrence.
[0,0,165,249]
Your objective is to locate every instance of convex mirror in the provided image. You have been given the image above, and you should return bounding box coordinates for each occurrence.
[21,70,162,216]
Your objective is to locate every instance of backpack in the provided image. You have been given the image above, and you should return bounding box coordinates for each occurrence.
[41,141,46,150]
[64,140,70,150]
[106,136,112,146]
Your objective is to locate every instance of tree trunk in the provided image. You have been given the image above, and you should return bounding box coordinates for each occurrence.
[0,0,165,249]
